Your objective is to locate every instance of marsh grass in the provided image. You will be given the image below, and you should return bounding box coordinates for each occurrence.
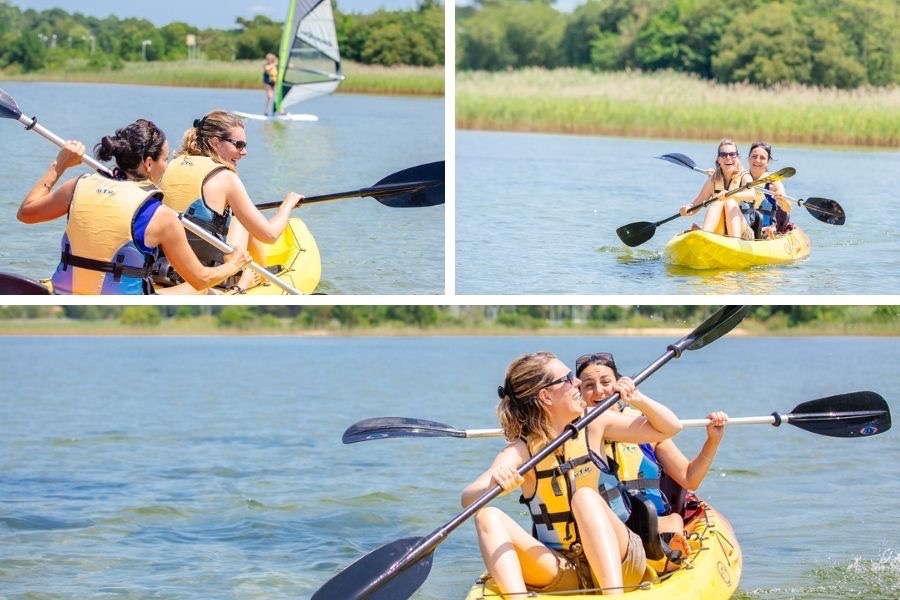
[457,69,900,148]
[4,59,444,97]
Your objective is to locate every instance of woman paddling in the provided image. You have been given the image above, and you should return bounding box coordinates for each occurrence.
[679,139,756,239]
[157,110,303,292]
[576,352,728,545]
[747,141,792,239]
[462,352,681,596]
[16,120,250,295]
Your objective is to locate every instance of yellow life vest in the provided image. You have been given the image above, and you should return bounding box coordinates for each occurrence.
[712,167,746,194]
[521,431,628,550]
[50,173,159,295]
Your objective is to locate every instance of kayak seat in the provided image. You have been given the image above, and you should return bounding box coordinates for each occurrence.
[625,490,682,565]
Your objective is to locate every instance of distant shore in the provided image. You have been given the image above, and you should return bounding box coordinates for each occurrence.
[457,68,900,149]
[2,59,445,97]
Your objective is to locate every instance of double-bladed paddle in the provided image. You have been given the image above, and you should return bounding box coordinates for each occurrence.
[253,161,445,210]
[657,152,846,225]
[616,167,796,247]
[342,391,891,444]
[311,305,750,600]
[0,86,298,293]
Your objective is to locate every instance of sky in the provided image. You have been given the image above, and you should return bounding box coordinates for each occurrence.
[7,0,429,29]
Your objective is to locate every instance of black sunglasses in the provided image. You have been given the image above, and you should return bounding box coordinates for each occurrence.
[542,370,575,390]
[718,151,738,158]
[575,352,618,377]
[221,137,248,151]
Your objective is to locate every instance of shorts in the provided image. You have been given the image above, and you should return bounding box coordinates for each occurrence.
[528,530,647,594]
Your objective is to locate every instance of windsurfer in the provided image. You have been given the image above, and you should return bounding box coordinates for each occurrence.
[263,53,278,116]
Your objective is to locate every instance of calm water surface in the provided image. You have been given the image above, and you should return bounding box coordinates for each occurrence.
[0,82,444,294]
[456,131,900,295]
[1,334,897,598]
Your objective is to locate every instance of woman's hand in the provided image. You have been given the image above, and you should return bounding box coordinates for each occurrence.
[223,247,252,270]
[679,203,695,217]
[54,140,85,175]
[490,463,524,495]
[281,192,303,211]
[614,376,644,405]
[705,411,728,442]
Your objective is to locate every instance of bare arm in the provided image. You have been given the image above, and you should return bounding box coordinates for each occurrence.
[144,205,251,291]
[655,411,728,490]
[461,441,528,508]
[205,169,301,243]
[596,378,682,444]
[17,141,84,224]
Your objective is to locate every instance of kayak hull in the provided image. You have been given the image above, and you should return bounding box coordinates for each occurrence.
[664,227,811,270]
[245,217,321,295]
[464,500,741,599]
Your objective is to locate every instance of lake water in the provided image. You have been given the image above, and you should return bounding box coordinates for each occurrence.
[1,333,897,599]
[0,82,444,294]
[456,131,900,295]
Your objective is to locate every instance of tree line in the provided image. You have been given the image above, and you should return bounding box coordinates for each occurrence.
[456,0,898,88]
[0,305,896,331]
[0,0,444,72]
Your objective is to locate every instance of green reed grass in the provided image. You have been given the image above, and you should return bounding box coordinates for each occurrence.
[4,59,444,97]
[457,69,900,148]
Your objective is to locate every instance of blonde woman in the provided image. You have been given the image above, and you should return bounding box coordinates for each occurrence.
[461,352,681,596]
[263,53,278,116]
[158,110,302,292]
[679,139,755,239]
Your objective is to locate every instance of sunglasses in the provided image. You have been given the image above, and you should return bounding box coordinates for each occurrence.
[575,352,616,375]
[718,151,738,158]
[542,370,576,390]
[221,137,248,151]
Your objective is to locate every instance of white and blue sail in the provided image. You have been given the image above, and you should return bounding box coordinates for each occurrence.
[274,0,344,113]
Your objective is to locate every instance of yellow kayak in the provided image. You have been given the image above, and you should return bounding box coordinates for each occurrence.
[244,217,321,295]
[664,227,811,270]
[464,499,741,600]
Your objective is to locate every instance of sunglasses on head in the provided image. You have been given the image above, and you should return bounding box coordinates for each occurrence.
[575,352,616,376]
[718,151,738,158]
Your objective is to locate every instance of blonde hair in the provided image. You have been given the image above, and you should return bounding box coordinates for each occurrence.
[497,352,558,449]
[265,53,277,64]
[175,110,244,171]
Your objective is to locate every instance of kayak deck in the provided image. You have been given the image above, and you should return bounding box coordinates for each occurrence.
[664,227,811,270]
[464,500,741,599]
[245,217,321,295]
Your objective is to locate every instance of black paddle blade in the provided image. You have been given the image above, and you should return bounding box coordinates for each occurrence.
[311,536,433,600]
[0,272,51,295]
[684,305,751,351]
[788,391,890,438]
[616,221,657,247]
[802,197,846,225]
[374,161,444,207]
[0,88,24,120]
[656,153,697,170]
[343,417,463,444]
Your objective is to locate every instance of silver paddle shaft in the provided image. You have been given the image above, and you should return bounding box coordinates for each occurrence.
[17,113,112,176]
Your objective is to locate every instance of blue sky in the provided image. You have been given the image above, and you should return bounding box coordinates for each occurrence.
[8,1,430,29]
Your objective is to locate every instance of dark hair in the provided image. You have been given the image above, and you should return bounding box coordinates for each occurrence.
[575,352,621,379]
[749,140,774,161]
[94,119,166,179]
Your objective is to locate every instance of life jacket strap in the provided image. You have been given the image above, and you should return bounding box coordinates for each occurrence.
[60,248,152,281]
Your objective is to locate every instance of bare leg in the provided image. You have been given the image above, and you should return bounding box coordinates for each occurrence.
[702,202,726,235]
[723,200,748,238]
[570,487,629,595]
[474,507,560,596]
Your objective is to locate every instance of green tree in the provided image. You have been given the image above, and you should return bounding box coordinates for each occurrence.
[6,30,47,71]
[120,306,162,326]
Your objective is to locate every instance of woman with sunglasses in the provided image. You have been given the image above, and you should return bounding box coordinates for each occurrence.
[157,110,303,292]
[17,120,250,294]
[461,352,681,596]
[678,138,756,239]
[576,352,728,541]
[747,141,791,239]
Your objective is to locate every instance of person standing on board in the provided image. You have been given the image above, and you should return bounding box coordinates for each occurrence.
[263,53,278,116]
[747,141,791,239]
[461,352,681,596]
[16,120,250,294]
[575,352,728,558]
[679,139,756,239]
[158,110,302,292]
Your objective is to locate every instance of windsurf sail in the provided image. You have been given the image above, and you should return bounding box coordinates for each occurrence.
[274,0,344,113]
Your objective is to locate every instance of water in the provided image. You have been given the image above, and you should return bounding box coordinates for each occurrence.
[456,131,900,295]
[0,82,444,294]
[1,334,897,598]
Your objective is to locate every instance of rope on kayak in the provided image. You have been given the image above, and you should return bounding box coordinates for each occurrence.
[470,575,653,597]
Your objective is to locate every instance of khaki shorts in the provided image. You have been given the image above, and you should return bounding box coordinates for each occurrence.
[528,530,647,594]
